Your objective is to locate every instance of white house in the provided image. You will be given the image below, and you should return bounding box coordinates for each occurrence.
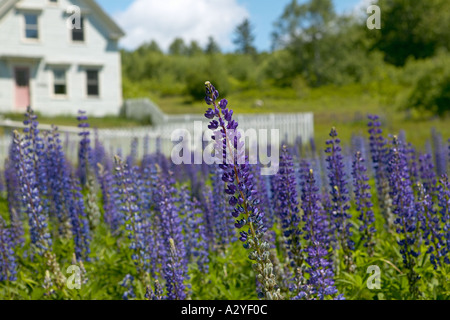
[0,0,125,116]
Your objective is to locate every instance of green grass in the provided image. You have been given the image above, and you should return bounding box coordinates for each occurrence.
[154,81,450,150]
[0,112,144,129]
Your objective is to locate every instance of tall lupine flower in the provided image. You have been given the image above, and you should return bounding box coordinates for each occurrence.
[406,143,419,185]
[352,151,376,256]
[250,162,276,249]
[114,156,148,284]
[65,176,91,262]
[418,153,438,199]
[197,185,216,248]
[437,175,450,264]
[126,137,139,169]
[77,110,92,186]
[4,151,25,248]
[143,164,166,279]
[13,131,51,254]
[204,81,282,300]
[178,187,209,273]
[77,111,101,230]
[387,136,421,297]
[325,127,355,272]
[431,128,447,177]
[0,171,4,194]
[158,172,187,300]
[0,217,18,282]
[85,174,101,230]
[195,181,216,246]
[44,126,72,238]
[97,163,121,232]
[295,167,343,300]
[92,128,112,177]
[22,107,49,217]
[164,238,187,300]
[121,274,137,300]
[448,138,450,170]
[273,145,303,268]
[367,115,392,230]
[209,166,235,249]
[13,131,66,287]
[415,183,446,269]
[146,280,165,300]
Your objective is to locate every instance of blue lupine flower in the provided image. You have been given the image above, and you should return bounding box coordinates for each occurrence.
[352,151,376,256]
[159,173,187,299]
[204,81,282,300]
[431,128,447,177]
[114,156,147,278]
[65,176,91,262]
[416,183,446,269]
[13,131,52,254]
[121,274,136,300]
[418,153,438,199]
[273,145,302,268]
[179,187,209,273]
[98,163,121,233]
[437,175,450,264]
[0,217,18,281]
[325,127,354,271]
[386,136,421,296]
[295,167,342,300]
[367,115,392,228]
[208,165,236,248]
[77,110,92,186]
[4,142,25,248]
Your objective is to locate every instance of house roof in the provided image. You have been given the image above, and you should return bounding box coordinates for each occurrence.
[0,0,125,39]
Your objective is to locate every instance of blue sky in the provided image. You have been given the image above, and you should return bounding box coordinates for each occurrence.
[96,0,364,52]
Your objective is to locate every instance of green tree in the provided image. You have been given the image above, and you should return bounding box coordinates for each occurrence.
[136,40,162,54]
[187,40,204,56]
[169,38,188,55]
[233,18,257,55]
[372,0,450,66]
[205,36,221,55]
[271,0,336,86]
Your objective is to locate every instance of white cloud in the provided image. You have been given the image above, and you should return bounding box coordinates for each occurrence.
[114,0,249,51]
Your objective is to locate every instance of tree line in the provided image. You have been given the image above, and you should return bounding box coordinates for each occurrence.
[121,0,450,116]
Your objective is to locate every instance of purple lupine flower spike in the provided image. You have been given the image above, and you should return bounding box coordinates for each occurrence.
[273,145,302,268]
[352,151,376,256]
[295,167,343,300]
[325,127,355,272]
[415,182,445,269]
[204,81,282,300]
[387,136,421,297]
[367,115,392,230]
[0,216,18,281]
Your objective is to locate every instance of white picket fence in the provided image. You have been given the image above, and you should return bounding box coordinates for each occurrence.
[0,112,314,167]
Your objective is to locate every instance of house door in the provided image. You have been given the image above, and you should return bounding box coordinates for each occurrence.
[14,67,30,109]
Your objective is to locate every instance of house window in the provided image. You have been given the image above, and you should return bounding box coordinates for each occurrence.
[72,16,84,42]
[86,70,99,97]
[24,14,39,39]
[53,69,67,96]
[49,0,58,4]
